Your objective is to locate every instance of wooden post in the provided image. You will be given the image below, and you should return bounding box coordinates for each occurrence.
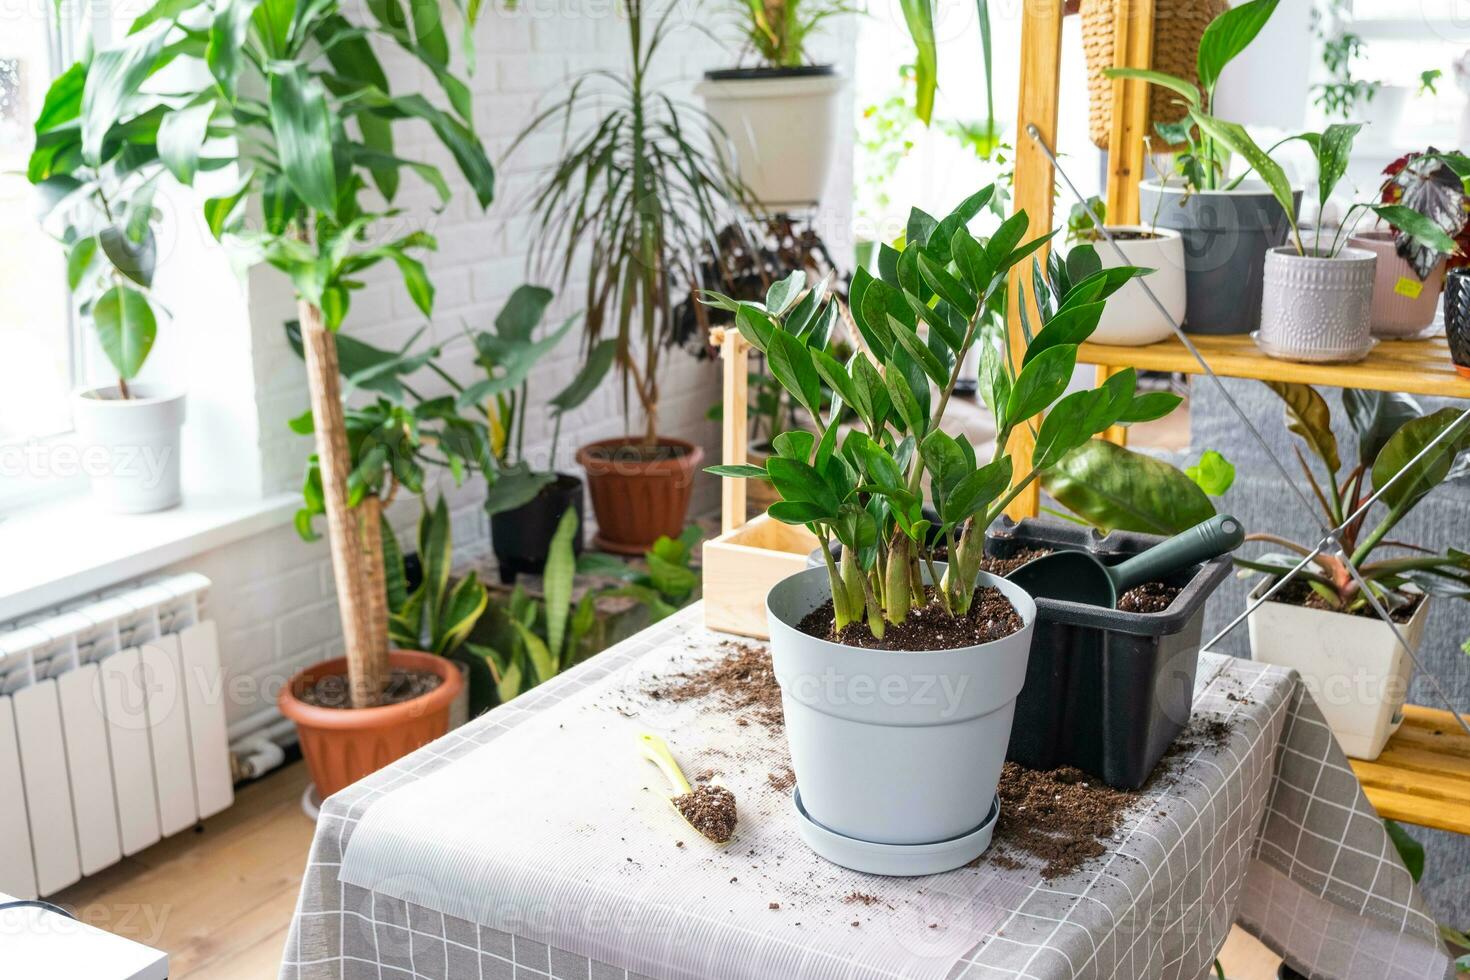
[717,327,749,534]
[1004,0,1065,521]
[300,300,388,707]
[1097,0,1156,447]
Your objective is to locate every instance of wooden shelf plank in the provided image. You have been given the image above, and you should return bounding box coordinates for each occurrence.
[1078,333,1470,399]
[1350,705,1470,835]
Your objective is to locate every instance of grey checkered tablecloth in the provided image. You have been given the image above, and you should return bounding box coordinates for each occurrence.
[278,604,1452,980]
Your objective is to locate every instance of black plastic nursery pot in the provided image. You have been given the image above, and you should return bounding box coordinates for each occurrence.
[986,517,1232,790]
[489,473,584,584]
[703,64,836,81]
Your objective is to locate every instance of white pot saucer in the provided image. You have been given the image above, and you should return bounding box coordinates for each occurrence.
[792,787,1000,876]
[1252,331,1377,364]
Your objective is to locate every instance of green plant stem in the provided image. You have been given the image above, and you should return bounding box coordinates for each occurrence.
[818,530,852,629]
[906,311,983,493]
[923,551,953,616]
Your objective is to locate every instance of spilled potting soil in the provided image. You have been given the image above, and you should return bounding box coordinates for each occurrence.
[646,640,784,729]
[795,586,1025,650]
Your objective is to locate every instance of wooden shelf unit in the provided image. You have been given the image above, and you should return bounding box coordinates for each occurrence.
[1350,706,1470,835]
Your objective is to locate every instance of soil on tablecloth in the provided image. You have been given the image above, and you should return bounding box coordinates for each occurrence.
[672,784,738,844]
[1272,577,1421,622]
[796,586,1024,650]
[989,763,1137,880]
[296,668,442,709]
[646,640,784,729]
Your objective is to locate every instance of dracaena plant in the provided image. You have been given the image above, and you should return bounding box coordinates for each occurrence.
[706,186,1176,638]
[1187,117,1460,261]
[27,0,497,706]
[1105,0,1280,192]
[1239,383,1470,614]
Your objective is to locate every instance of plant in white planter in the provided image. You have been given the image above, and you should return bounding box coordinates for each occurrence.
[1193,119,1458,362]
[1240,383,1470,759]
[30,54,187,513]
[1065,199,1185,347]
[706,185,1171,871]
[695,0,852,210]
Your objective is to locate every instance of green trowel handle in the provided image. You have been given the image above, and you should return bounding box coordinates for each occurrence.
[1110,515,1245,594]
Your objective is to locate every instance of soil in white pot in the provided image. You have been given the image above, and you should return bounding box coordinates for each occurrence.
[1271,577,1420,623]
[795,585,1024,650]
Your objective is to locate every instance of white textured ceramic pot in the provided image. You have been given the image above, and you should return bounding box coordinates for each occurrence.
[766,564,1036,846]
[1257,246,1377,363]
[1349,231,1447,338]
[71,385,185,513]
[1080,226,1186,345]
[1246,579,1429,760]
[695,68,845,211]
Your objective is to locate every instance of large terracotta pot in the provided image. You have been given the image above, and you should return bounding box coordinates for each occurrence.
[576,436,705,555]
[279,649,463,799]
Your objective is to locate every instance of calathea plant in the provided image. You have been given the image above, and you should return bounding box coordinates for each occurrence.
[707,186,1175,638]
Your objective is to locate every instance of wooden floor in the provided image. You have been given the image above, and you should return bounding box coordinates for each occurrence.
[49,758,1283,979]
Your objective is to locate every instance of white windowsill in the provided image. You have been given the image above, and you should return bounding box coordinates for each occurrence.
[0,491,299,622]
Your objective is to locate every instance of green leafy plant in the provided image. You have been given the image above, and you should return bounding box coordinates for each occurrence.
[1381,150,1470,278]
[28,0,497,706]
[383,496,489,658]
[1237,384,1470,613]
[579,524,704,622]
[1105,0,1280,192]
[1041,438,1218,536]
[1419,69,1444,98]
[705,186,1176,637]
[512,0,748,447]
[894,0,997,147]
[730,0,853,69]
[1311,1,1377,120]
[1187,119,1460,261]
[1186,449,1237,497]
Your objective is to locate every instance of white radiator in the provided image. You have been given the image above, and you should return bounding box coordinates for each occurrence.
[0,573,233,899]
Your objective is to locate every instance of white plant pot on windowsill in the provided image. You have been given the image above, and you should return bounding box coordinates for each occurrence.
[71,385,185,514]
[1246,578,1430,760]
[1073,226,1186,345]
[695,67,845,211]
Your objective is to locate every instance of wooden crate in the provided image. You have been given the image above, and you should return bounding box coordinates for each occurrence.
[702,514,818,639]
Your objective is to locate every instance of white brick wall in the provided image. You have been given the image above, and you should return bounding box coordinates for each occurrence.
[153,1,858,739]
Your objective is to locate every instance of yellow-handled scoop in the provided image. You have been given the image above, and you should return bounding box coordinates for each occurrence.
[638,732,737,846]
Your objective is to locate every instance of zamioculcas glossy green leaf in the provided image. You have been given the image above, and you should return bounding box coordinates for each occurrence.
[1042,439,1217,535]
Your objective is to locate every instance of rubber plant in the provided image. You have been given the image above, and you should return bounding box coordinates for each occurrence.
[32,0,499,706]
[1238,384,1470,613]
[706,186,1176,637]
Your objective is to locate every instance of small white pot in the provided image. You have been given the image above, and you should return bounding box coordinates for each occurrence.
[766,565,1036,847]
[695,69,845,211]
[1076,226,1186,345]
[71,385,185,513]
[1257,246,1377,362]
[1246,579,1429,760]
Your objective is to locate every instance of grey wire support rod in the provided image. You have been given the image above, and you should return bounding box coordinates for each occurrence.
[1024,123,1470,739]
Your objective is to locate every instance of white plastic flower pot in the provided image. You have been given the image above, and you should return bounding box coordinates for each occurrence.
[695,68,845,211]
[1246,579,1429,760]
[1077,226,1186,345]
[1257,246,1377,363]
[765,564,1036,848]
[71,385,185,513]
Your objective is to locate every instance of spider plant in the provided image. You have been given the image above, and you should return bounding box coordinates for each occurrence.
[511,0,749,448]
[1238,383,1470,613]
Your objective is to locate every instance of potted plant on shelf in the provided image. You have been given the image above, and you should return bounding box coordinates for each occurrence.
[1192,118,1458,363]
[1354,149,1470,338]
[30,45,188,513]
[706,185,1175,871]
[513,0,747,554]
[440,286,617,583]
[695,0,851,210]
[66,0,499,794]
[1241,383,1470,760]
[1106,0,1299,336]
[1065,203,1186,346]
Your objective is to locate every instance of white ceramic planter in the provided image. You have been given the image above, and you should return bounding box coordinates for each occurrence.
[765,564,1036,848]
[1349,231,1447,338]
[1077,226,1186,345]
[695,69,845,211]
[1257,246,1377,362]
[72,385,185,513]
[1246,579,1429,760]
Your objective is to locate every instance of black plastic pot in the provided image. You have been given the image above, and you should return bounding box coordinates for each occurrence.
[703,64,835,81]
[489,473,584,584]
[987,517,1232,790]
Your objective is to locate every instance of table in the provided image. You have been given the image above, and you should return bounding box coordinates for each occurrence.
[278,605,1452,980]
[0,892,168,979]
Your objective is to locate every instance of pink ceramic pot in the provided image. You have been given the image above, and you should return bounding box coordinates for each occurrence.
[1350,231,1446,338]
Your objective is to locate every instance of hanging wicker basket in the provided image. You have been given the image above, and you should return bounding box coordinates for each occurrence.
[1081,0,1227,151]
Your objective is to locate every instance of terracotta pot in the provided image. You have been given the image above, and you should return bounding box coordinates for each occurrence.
[1349,231,1446,338]
[279,649,463,799]
[576,436,705,555]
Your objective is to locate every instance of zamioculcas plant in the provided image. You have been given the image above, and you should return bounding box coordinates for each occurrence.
[1239,384,1470,612]
[707,186,1176,638]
